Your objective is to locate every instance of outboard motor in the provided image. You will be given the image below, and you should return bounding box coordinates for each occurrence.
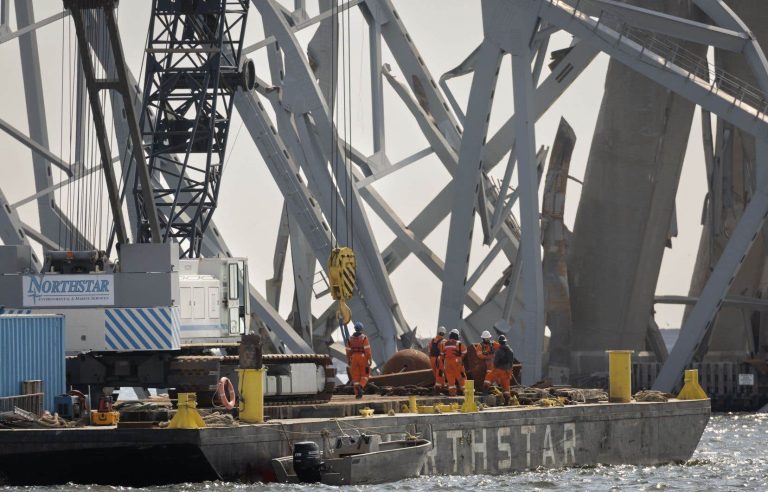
[293,441,322,483]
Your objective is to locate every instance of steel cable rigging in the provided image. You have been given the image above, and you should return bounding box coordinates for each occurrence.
[328,1,358,335]
[58,7,120,256]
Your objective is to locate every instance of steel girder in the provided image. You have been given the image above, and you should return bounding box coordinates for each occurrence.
[530,0,768,390]
[437,40,504,330]
[15,0,89,251]
[379,40,597,298]
[15,0,56,241]
[253,0,413,363]
[538,2,768,141]
[437,1,545,383]
[364,0,462,149]
[0,187,40,269]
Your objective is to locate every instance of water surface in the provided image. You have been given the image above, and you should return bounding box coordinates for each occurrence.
[3,413,766,491]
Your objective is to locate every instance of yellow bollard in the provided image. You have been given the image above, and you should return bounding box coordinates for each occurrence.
[167,393,206,429]
[677,369,708,400]
[461,380,478,413]
[607,350,633,403]
[237,367,265,423]
[408,395,418,413]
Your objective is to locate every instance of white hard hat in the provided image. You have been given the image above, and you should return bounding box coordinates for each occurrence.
[449,328,460,336]
[437,326,446,335]
[480,330,492,340]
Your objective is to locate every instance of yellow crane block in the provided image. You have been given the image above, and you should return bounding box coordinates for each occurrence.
[328,247,357,324]
[328,247,356,301]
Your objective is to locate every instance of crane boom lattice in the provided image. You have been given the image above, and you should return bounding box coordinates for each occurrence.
[136,0,251,257]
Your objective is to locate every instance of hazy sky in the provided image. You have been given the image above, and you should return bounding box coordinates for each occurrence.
[0,1,708,337]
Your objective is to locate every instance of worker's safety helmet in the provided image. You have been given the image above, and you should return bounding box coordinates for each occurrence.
[449,328,460,340]
[354,321,364,332]
[437,326,446,336]
[498,335,507,345]
[480,330,492,340]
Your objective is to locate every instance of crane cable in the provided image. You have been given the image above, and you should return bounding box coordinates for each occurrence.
[328,1,357,330]
[58,12,66,252]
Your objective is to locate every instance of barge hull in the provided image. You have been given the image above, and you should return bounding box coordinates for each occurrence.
[0,399,710,485]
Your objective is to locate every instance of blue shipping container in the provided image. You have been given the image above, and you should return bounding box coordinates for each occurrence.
[0,315,66,413]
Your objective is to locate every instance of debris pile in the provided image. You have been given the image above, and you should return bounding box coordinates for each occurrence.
[633,390,673,402]
[0,407,77,429]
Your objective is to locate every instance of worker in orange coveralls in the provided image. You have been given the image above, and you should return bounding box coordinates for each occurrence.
[486,335,515,405]
[475,330,500,393]
[440,329,467,396]
[429,326,447,391]
[346,321,372,399]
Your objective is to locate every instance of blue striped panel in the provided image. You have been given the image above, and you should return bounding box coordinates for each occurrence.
[104,308,181,351]
[146,308,173,341]
[171,307,182,347]
[132,309,171,348]
[0,309,32,315]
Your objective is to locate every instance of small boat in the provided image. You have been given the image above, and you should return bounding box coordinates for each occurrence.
[271,433,431,485]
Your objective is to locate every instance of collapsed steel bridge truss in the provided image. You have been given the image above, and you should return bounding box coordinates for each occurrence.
[2,0,768,388]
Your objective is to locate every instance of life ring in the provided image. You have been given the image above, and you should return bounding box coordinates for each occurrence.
[217,377,236,410]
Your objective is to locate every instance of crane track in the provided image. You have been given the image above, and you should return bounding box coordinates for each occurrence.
[173,353,333,364]
[170,353,336,405]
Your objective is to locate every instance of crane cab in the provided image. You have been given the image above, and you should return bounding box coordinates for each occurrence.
[178,257,250,344]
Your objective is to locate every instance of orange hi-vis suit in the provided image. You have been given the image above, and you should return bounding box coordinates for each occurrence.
[346,332,372,397]
[487,344,515,404]
[475,340,500,389]
[429,335,445,388]
[440,339,467,396]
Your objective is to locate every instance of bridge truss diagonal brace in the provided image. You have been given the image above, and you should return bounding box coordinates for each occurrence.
[536,0,768,386]
[653,182,768,392]
[256,0,409,361]
[0,187,41,270]
[231,91,326,355]
[437,39,503,331]
[0,117,72,176]
[381,40,596,273]
[365,0,463,149]
[691,0,768,94]
[590,0,749,53]
[439,1,544,382]
[537,1,768,140]
[15,0,89,250]
[377,41,595,300]
[234,86,402,362]
[510,35,546,386]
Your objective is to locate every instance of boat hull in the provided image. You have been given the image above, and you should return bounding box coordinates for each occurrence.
[0,399,710,486]
[272,439,432,485]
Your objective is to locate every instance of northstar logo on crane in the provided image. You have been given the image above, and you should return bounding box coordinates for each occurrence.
[25,276,111,303]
